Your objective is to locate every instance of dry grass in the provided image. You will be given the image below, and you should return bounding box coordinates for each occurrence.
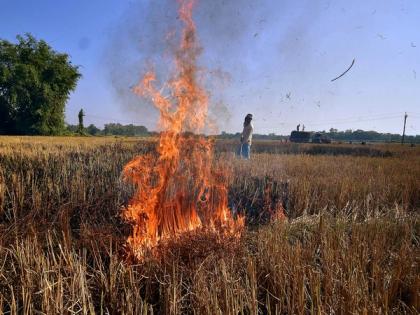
[0,137,419,314]
[227,153,419,218]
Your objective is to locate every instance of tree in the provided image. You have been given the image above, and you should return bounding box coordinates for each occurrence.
[103,123,148,136]
[66,124,79,134]
[86,124,101,136]
[0,34,81,135]
[78,108,85,134]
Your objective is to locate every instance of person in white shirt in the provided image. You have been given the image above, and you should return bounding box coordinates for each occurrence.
[240,113,253,159]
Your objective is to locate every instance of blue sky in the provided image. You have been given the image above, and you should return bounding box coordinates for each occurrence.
[1,0,419,135]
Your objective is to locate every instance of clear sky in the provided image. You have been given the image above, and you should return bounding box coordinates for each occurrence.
[1,0,419,135]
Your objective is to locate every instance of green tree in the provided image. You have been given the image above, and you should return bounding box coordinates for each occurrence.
[103,123,148,136]
[66,124,79,134]
[0,34,81,135]
[78,108,85,134]
[86,124,101,136]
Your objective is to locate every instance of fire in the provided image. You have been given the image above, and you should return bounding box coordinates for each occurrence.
[122,0,244,258]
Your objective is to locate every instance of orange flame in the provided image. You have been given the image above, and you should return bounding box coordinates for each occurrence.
[122,0,243,258]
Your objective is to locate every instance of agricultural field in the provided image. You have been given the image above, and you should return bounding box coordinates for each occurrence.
[0,136,418,314]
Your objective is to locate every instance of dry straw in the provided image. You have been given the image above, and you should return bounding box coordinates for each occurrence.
[0,137,418,314]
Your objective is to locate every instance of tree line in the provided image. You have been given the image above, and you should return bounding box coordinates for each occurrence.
[67,122,150,136]
[323,128,419,143]
[218,129,420,143]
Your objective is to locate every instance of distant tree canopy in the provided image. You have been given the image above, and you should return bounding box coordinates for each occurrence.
[217,129,419,143]
[323,129,417,142]
[0,34,81,135]
[103,123,148,136]
[86,124,100,136]
[66,123,149,136]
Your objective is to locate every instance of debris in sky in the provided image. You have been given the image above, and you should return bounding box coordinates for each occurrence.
[411,42,417,48]
[286,92,291,100]
[316,101,321,108]
[414,70,417,79]
[254,33,258,37]
[331,59,355,82]
[377,34,386,40]
[371,9,377,15]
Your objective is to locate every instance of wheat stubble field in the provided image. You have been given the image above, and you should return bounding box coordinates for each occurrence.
[0,137,418,314]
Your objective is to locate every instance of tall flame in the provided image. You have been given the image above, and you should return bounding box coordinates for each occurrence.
[122,0,243,258]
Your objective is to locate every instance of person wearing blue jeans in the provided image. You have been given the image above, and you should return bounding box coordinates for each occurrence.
[240,142,251,159]
[240,113,253,159]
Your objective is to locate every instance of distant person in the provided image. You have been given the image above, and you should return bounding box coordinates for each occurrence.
[240,113,253,159]
[296,124,300,131]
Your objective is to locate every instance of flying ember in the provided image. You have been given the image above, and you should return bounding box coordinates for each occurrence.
[122,0,244,259]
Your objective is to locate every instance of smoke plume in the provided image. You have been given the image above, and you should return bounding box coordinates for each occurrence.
[105,0,321,132]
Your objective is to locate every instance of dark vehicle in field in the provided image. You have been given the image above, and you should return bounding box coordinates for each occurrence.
[289,131,332,143]
[311,133,332,144]
[290,131,311,143]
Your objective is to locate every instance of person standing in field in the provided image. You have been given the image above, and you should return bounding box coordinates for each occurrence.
[240,113,253,159]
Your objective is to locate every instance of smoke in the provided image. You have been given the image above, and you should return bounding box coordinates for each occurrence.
[104,1,178,128]
[104,0,321,132]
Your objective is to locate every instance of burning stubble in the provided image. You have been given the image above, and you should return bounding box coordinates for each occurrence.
[122,0,244,259]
